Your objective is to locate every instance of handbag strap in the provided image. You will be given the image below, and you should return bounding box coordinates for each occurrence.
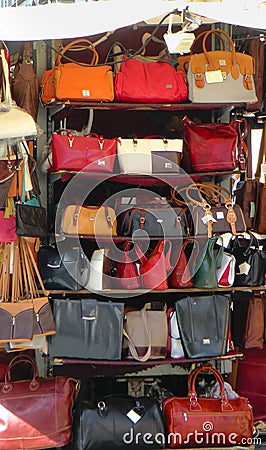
[56,38,99,66]
[0,49,12,106]
[123,307,152,362]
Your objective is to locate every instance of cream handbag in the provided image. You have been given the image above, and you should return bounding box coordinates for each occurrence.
[117,137,183,174]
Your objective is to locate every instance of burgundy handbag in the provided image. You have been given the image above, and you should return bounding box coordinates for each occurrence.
[168,239,196,288]
[111,241,142,290]
[163,364,254,448]
[51,130,118,172]
[0,354,80,449]
[181,116,247,173]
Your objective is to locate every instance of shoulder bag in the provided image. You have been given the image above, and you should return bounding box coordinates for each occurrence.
[54,38,114,102]
[163,364,254,448]
[187,28,257,103]
[0,354,80,449]
[254,121,266,234]
[139,240,172,290]
[244,292,265,350]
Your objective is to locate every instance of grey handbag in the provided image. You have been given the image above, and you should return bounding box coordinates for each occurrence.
[49,298,124,360]
[175,294,230,358]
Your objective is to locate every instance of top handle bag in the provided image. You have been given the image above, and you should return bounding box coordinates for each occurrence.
[187,28,258,103]
[54,38,114,102]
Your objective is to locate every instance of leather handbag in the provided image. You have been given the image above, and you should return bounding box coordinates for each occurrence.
[186,28,257,103]
[0,354,80,449]
[117,137,183,174]
[254,121,266,234]
[39,66,57,105]
[37,244,90,290]
[49,298,124,360]
[217,251,236,287]
[163,364,254,448]
[181,115,247,173]
[0,211,17,242]
[244,292,265,350]
[227,232,266,286]
[175,294,230,358]
[111,241,141,290]
[0,151,23,208]
[11,42,39,120]
[193,236,224,289]
[84,248,112,291]
[117,205,188,239]
[51,130,118,172]
[168,238,197,288]
[167,307,185,359]
[111,42,188,103]
[16,202,47,237]
[70,394,165,450]
[61,204,117,237]
[140,240,172,290]
[123,303,168,361]
[54,39,114,102]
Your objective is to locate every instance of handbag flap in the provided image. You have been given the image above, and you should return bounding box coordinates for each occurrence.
[17,204,46,226]
[81,299,97,321]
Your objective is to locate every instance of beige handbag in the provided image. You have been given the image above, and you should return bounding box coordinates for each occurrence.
[117,137,183,174]
[61,205,117,237]
[123,304,168,361]
[187,29,258,103]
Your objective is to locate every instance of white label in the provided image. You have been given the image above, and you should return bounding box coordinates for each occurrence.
[216,211,225,220]
[219,59,227,66]
[201,214,217,224]
[164,162,173,168]
[203,338,211,345]
[205,70,223,84]
[239,262,251,275]
[98,160,106,166]
[127,409,142,424]
[82,89,90,97]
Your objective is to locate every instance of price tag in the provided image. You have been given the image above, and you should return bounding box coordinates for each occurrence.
[201,214,217,224]
[205,70,223,84]
[239,262,251,275]
[127,409,142,424]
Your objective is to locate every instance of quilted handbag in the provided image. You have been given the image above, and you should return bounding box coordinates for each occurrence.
[117,137,183,174]
[163,364,254,448]
[54,38,114,102]
[187,28,257,103]
[112,43,188,103]
[0,354,80,449]
[51,130,118,172]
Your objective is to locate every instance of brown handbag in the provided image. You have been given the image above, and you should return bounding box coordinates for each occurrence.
[254,122,266,234]
[163,364,254,448]
[123,303,168,361]
[0,354,80,449]
[61,204,117,237]
[244,292,265,350]
[54,38,114,102]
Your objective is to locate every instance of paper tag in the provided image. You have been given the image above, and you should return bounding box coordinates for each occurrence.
[201,214,217,224]
[163,31,195,54]
[127,409,142,424]
[205,70,223,84]
[216,211,225,220]
[239,262,251,275]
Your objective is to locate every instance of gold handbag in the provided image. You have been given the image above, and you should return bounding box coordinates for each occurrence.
[61,205,117,236]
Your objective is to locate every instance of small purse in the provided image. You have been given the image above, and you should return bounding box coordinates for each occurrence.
[61,204,117,237]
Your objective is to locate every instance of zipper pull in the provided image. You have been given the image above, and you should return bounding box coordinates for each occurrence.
[36,313,40,322]
[12,317,15,326]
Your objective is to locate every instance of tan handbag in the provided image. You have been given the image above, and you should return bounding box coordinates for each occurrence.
[61,204,117,236]
[122,304,168,362]
[187,28,258,103]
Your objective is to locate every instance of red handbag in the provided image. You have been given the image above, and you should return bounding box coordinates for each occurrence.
[51,130,118,172]
[113,44,188,103]
[181,116,247,173]
[168,238,198,288]
[0,211,17,242]
[163,364,254,448]
[0,354,80,449]
[112,241,142,290]
[140,240,172,290]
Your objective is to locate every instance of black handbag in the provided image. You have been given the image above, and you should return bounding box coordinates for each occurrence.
[49,298,124,360]
[175,294,230,358]
[16,203,47,237]
[69,395,165,450]
[38,245,90,290]
[228,232,266,286]
[117,206,189,238]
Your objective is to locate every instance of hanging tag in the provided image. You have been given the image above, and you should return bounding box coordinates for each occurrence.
[164,31,195,54]
[127,409,142,424]
[201,214,217,224]
[205,70,223,84]
[239,262,251,275]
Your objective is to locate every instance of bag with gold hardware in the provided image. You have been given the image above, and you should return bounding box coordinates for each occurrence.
[187,28,257,103]
[61,204,117,237]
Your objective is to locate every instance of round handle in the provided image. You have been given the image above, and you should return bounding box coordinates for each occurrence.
[202,28,238,78]
[3,355,39,394]
[56,38,99,66]
[190,29,226,54]
[188,365,227,404]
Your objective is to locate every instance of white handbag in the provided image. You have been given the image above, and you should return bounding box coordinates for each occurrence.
[169,309,185,359]
[0,50,39,140]
[217,252,236,287]
[84,248,111,291]
[117,137,183,174]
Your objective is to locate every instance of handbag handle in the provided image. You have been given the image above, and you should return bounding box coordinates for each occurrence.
[56,38,99,66]
[3,354,39,393]
[188,364,233,411]
[202,28,239,79]
[123,306,152,362]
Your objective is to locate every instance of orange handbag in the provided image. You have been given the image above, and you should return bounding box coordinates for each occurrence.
[53,38,114,102]
[39,67,57,105]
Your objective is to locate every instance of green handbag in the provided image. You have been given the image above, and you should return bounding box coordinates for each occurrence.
[193,236,223,288]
